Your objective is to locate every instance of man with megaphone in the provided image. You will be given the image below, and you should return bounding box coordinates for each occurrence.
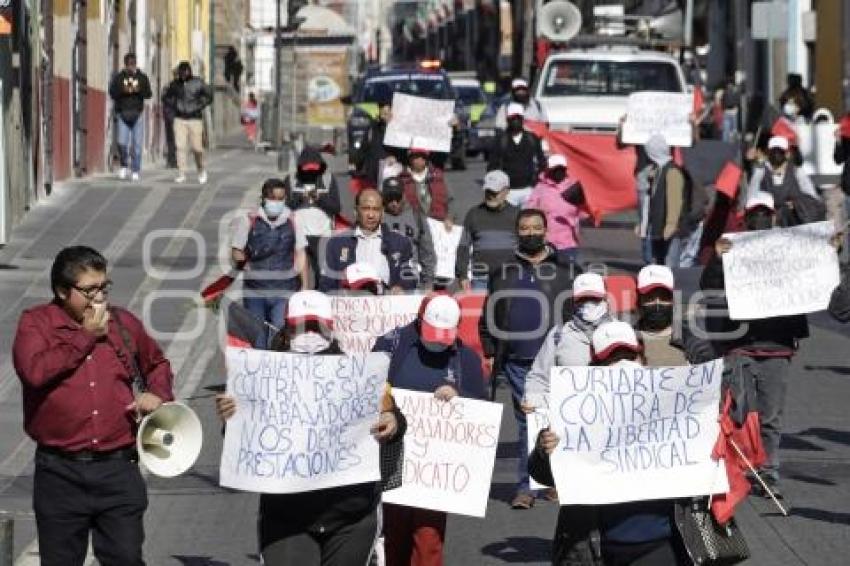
[13,246,174,566]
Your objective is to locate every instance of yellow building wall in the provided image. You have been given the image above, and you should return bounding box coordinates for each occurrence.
[171,0,210,79]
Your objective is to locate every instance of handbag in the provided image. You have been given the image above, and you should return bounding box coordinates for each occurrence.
[674,498,750,566]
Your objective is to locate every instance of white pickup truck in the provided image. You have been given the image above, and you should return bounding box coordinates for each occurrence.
[535,46,688,132]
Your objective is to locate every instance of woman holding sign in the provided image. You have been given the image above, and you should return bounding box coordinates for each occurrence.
[529,321,692,566]
[373,293,487,566]
[216,290,406,565]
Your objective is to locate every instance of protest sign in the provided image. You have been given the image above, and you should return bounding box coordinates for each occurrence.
[548,359,728,505]
[384,93,454,153]
[331,294,424,354]
[220,348,389,493]
[722,221,839,320]
[622,91,694,147]
[426,218,464,280]
[383,389,503,517]
[527,409,549,491]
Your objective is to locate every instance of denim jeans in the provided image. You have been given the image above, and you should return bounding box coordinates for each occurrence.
[117,117,145,172]
[749,356,791,482]
[243,296,287,348]
[503,359,534,494]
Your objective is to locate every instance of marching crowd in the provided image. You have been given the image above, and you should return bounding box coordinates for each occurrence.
[11,62,850,566]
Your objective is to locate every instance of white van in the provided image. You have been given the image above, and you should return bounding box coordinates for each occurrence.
[535,46,688,132]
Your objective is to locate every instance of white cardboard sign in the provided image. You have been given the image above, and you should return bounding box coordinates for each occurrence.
[722,221,839,320]
[548,360,728,505]
[622,91,694,147]
[384,93,455,153]
[220,348,388,493]
[331,294,424,354]
[383,389,503,517]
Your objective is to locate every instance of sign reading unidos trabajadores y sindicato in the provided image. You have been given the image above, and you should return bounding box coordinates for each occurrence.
[548,359,728,505]
[383,93,455,153]
[383,389,503,518]
[220,347,389,493]
[622,91,694,147]
[722,220,839,320]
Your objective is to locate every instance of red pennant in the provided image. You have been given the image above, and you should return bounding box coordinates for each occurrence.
[715,161,743,200]
[200,273,236,303]
[771,116,798,146]
[840,115,850,139]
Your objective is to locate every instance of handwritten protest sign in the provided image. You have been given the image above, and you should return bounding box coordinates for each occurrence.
[220,347,388,493]
[426,218,464,280]
[331,294,424,354]
[383,389,503,517]
[722,221,839,320]
[622,91,694,147]
[548,360,727,505]
[527,410,549,490]
[384,93,454,153]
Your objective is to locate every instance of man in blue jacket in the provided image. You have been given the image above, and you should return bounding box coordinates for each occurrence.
[318,188,417,292]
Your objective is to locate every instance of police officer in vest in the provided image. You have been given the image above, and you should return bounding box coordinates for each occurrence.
[231,178,309,344]
[746,136,820,227]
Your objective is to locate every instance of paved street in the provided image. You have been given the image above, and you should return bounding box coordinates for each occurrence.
[0,141,848,565]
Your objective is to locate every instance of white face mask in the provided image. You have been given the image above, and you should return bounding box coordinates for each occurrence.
[783,102,799,118]
[290,331,331,354]
[576,300,608,324]
[264,200,286,218]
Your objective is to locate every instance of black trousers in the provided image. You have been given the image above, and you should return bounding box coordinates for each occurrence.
[33,449,148,566]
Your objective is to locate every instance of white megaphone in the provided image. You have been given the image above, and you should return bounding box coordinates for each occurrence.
[537,1,583,43]
[137,401,203,478]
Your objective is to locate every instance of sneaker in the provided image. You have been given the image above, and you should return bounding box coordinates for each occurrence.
[198,170,208,184]
[542,487,559,503]
[130,172,140,182]
[174,173,186,183]
[511,492,535,510]
[118,167,128,180]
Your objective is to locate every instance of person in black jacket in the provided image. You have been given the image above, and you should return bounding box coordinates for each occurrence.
[486,103,546,207]
[700,191,809,498]
[528,321,691,566]
[163,61,213,184]
[285,147,342,287]
[479,208,580,509]
[108,53,152,181]
[216,290,405,565]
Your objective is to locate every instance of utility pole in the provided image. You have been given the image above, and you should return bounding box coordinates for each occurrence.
[275,0,284,171]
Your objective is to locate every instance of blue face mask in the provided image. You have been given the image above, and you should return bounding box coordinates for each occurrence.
[264,200,286,218]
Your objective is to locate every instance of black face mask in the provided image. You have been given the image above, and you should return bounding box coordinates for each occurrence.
[513,90,529,104]
[767,150,786,168]
[507,118,524,133]
[745,211,774,231]
[548,168,567,183]
[640,303,674,330]
[518,234,546,255]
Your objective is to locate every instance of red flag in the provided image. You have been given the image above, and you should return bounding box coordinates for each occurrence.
[546,132,637,224]
[523,118,549,139]
[334,214,353,232]
[693,87,705,117]
[771,116,798,146]
[200,272,237,303]
[714,160,743,200]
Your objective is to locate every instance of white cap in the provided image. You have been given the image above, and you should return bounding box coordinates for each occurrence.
[344,262,381,290]
[511,78,529,90]
[592,320,641,361]
[506,102,525,118]
[482,170,510,192]
[573,273,606,300]
[286,290,333,327]
[745,191,775,212]
[420,295,461,346]
[547,154,568,169]
[637,265,675,294]
[767,136,790,151]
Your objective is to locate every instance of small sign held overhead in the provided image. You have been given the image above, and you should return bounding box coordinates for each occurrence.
[752,1,789,40]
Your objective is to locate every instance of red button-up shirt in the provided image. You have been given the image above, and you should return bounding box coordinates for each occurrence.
[13,302,174,452]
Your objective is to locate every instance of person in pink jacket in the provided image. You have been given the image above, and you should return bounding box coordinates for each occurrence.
[524,154,588,263]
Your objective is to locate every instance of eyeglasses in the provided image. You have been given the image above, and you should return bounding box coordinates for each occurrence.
[72,280,113,300]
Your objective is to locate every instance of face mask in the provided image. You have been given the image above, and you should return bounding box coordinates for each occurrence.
[513,90,529,104]
[768,150,787,168]
[421,340,449,353]
[745,212,773,231]
[640,303,674,330]
[290,331,332,354]
[548,168,567,183]
[518,234,546,255]
[576,301,608,324]
[783,102,799,117]
[264,200,286,218]
[507,118,523,133]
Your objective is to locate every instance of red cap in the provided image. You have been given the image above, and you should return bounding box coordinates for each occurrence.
[300,162,322,172]
[419,294,460,346]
